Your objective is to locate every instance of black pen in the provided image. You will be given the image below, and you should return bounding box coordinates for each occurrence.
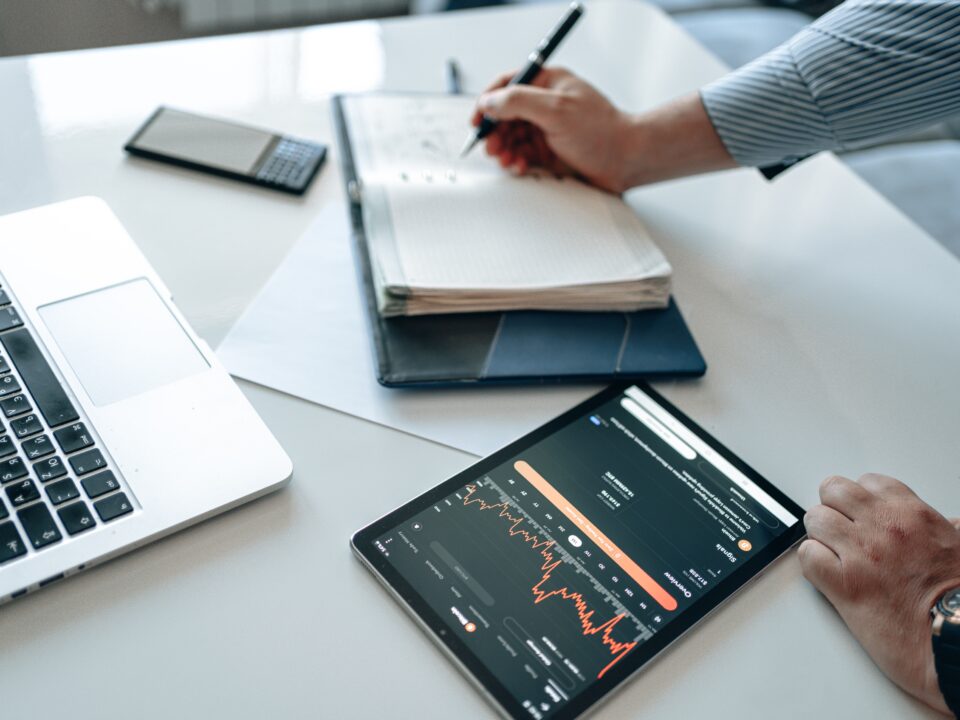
[459,1,584,158]
[446,58,463,95]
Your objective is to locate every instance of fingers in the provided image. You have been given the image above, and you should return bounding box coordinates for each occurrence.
[473,71,515,127]
[804,504,853,554]
[481,70,517,94]
[818,475,876,521]
[477,85,563,128]
[484,121,557,175]
[857,473,917,500]
[473,67,574,126]
[480,67,571,93]
[798,538,843,594]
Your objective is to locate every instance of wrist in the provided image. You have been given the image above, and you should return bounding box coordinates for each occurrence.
[924,642,952,716]
[616,92,737,190]
[928,583,960,716]
[616,112,653,191]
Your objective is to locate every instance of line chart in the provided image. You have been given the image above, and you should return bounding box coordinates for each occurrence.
[462,483,641,679]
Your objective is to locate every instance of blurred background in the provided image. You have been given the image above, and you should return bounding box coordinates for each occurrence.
[1,0,956,254]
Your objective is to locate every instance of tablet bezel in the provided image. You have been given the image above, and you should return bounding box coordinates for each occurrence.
[351,382,807,719]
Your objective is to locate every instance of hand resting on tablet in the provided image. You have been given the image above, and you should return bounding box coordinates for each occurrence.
[801,475,960,716]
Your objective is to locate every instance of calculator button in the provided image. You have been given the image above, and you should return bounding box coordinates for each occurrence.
[69,449,106,475]
[34,456,67,482]
[18,503,61,549]
[81,470,119,499]
[0,521,26,563]
[58,501,97,536]
[54,422,94,454]
[94,493,133,522]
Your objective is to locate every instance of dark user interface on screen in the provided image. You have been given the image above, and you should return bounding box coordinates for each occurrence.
[373,386,799,718]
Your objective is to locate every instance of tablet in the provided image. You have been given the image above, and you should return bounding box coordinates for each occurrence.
[352,383,805,719]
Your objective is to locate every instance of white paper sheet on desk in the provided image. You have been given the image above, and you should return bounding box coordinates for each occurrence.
[215,205,597,457]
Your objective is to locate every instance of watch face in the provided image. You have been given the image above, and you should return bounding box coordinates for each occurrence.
[939,587,960,618]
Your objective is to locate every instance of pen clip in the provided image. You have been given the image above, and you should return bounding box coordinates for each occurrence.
[347,179,363,204]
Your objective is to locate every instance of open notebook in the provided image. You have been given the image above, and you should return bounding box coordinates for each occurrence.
[332,94,706,386]
[340,94,672,316]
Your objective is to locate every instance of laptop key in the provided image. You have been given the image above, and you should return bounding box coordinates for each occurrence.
[0,435,15,458]
[0,394,31,417]
[81,470,119,499]
[0,290,9,307]
[34,456,67,482]
[0,457,27,483]
[18,503,61,549]
[11,414,42,438]
[23,435,54,460]
[70,449,106,476]
[0,521,26,563]
[58,501,96,536]
[0,375,21,398]
[0,356,9,374]
[0,498,7,520]
[0,307,23,333]
[94,492,133,522]
[54,422,94,454]
[0,329,79,427]
[46,478,79,505]
[7,479,40,507]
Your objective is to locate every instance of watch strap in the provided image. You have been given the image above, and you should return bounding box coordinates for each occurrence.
[933,619,960,718]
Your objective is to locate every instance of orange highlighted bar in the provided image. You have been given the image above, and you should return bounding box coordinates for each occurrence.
[514,460,678,612]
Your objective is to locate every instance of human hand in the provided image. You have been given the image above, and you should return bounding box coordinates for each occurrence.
[471,68,636,193]
[800,474,960,715]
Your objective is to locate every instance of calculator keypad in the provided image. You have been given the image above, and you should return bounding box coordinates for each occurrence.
[255,138,324,191]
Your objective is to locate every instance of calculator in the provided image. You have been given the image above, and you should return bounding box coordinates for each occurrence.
[125,107,327,196]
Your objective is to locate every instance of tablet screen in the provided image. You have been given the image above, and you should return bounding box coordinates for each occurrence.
[353,384,804,719]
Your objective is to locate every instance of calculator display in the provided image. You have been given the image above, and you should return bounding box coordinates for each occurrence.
[131,108,273,174]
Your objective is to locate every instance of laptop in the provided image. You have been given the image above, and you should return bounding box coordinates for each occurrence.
[0,197,292,602]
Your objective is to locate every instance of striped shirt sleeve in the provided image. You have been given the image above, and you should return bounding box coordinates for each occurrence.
[699,0,960,169]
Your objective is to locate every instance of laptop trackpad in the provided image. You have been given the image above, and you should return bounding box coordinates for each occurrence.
[40,278,209,406]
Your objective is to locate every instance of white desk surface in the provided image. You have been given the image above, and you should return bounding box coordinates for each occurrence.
[1,2,958,717]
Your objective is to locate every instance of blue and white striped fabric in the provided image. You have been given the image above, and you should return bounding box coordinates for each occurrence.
[700,0,960,169]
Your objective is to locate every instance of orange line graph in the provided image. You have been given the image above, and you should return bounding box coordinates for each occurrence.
[514,461,678,612]
[462,484,638,679]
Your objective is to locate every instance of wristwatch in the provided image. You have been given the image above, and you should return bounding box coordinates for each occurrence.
[932,585,960,718]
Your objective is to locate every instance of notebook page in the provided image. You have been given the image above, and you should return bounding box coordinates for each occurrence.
[343,94,670,291]
[389,174,667,290]
[345,94,496,181]
[344,94,493,290]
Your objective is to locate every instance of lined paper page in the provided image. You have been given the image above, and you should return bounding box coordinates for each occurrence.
[347,94,495,180]
[388,175,666,290]
[343,94,670,294]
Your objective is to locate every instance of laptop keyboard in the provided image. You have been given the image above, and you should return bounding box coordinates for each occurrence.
[0,285,133,567]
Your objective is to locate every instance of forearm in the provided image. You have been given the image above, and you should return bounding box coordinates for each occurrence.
[619,92,736,189]
[700,0,960,170]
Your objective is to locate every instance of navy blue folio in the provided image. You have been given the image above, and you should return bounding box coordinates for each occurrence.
[332,95,707,388]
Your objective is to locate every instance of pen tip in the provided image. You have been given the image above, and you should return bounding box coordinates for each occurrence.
[460,135,479,158]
